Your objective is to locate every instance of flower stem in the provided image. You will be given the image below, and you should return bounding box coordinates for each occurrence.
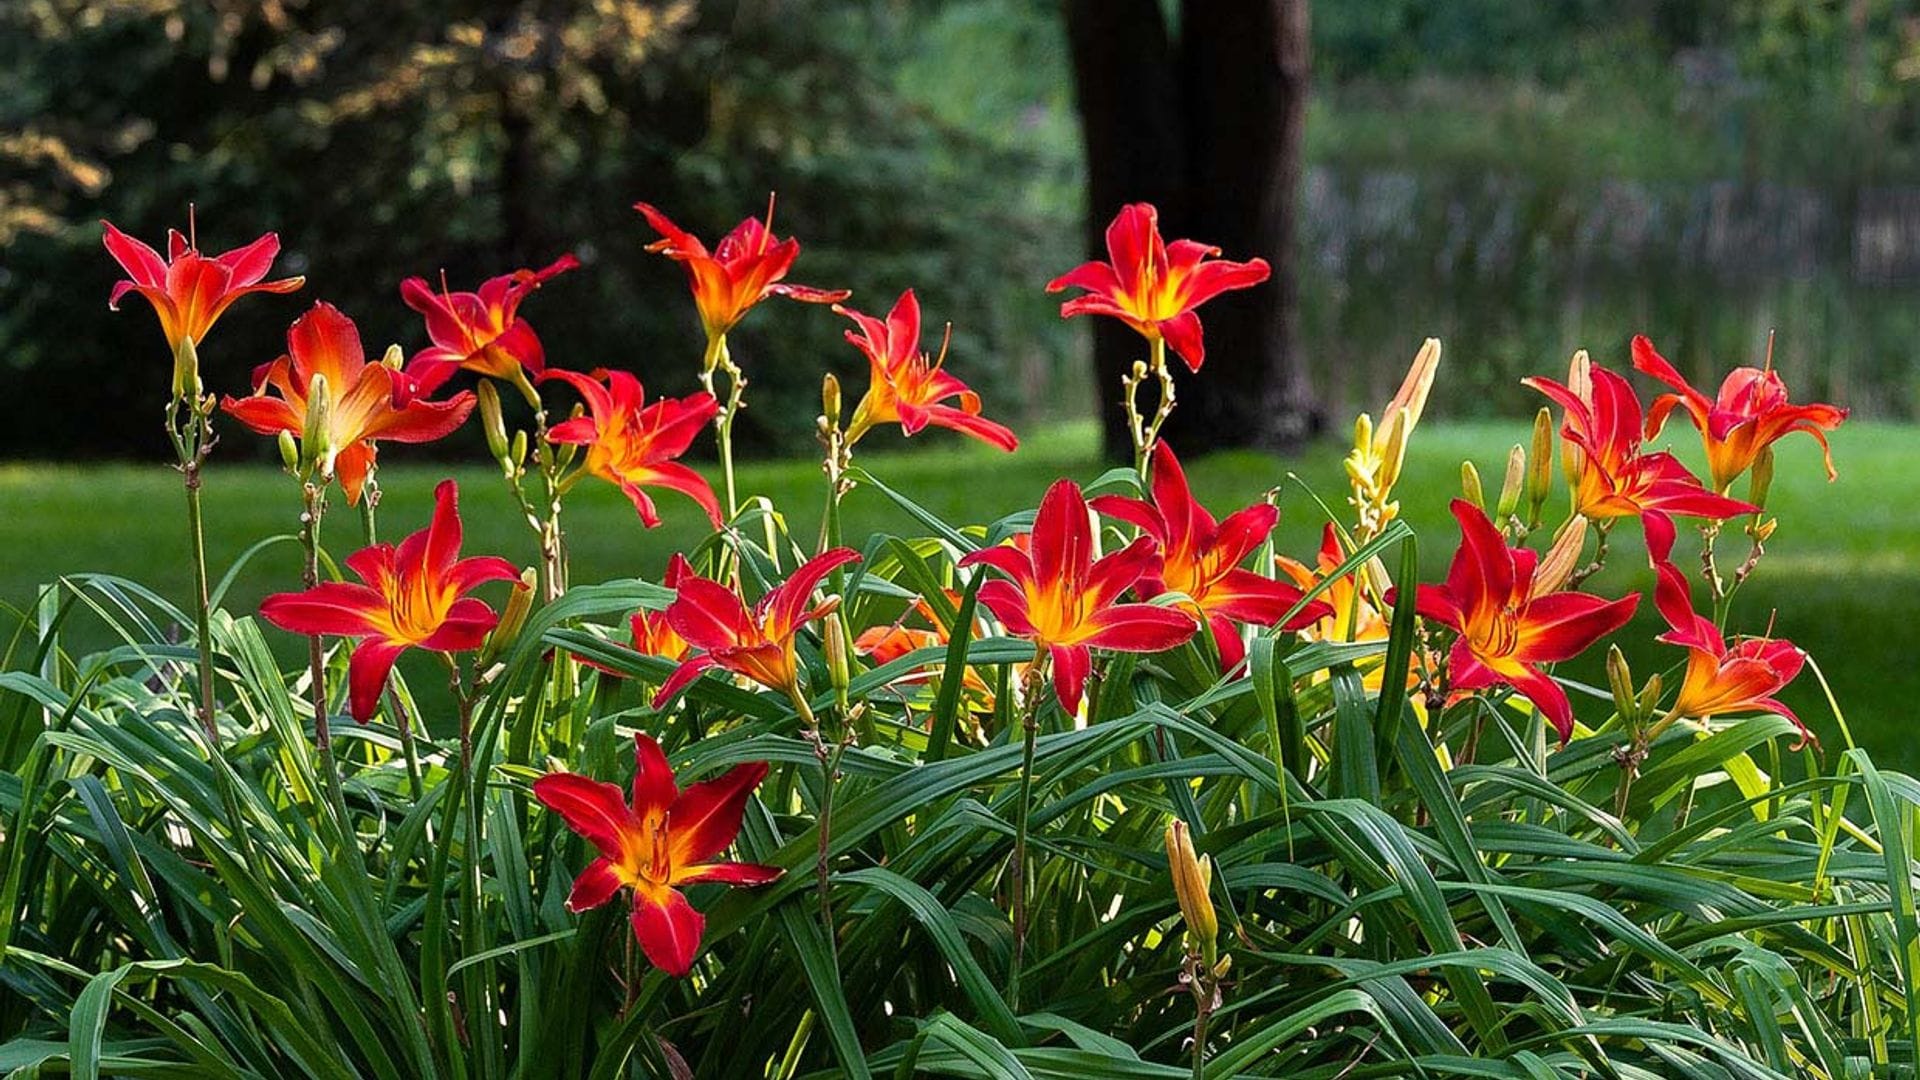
[1007,652,1051,1012]
[299,481,351,832]
[1124,337,1177,480]
[701,335,746,523]
[1189,994,1211,1080]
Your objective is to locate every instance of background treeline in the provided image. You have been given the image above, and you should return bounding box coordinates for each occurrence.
[6,0,1920,460]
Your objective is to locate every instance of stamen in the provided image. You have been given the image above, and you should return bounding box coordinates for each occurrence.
[933,322,954,370]
[188,202,198,251]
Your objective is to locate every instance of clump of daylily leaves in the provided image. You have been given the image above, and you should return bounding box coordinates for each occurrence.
[91,194,1849,1074]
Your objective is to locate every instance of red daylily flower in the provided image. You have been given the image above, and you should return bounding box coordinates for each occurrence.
[398,254,579,394]
[259,480,520,722]
[1632,335,1848,493]
[1410,500,1639,742]
[222,302,475,505]
[533,733,782,977]
[103,217,303,352]
[1653,561,1806,736]
[1046,202,1269,373]
[634,199,849,366]
[542,369,722,528]
[1091,442,1327,670]
[959,479,1198,713]
[835,290,1018,452]
[1524,361,1756,565]
[653,548,863,707]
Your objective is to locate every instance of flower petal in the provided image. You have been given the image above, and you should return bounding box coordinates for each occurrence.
[630,887,704,977]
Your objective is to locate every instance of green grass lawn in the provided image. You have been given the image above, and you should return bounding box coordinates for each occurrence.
[3,420,1912,767]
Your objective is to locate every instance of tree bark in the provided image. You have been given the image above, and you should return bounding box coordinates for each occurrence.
[1062,0,1321,460]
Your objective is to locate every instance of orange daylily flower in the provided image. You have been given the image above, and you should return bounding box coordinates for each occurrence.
[1046,202,1269,373]
[259,481,520,722]
[1524,360,1756,566]
[1276,524,1392,648]
[634,198,849,368]
[1091,442,1328,670]
[835,289,1018,452]
[1409,500,1639,742]
[103,216,304,353]
[534,733,782,977]
[222,302,475,505]
[1653,561,1807,737]
[854,592,997,701]
[653,547,863,708]
[541,368,722,528]
[398,254,579,394]
[1632,335,1848,493]
[960,479,1198,713]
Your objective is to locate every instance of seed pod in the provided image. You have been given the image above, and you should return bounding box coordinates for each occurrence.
[1163,819,1218,967]
[1460,460,1485,510]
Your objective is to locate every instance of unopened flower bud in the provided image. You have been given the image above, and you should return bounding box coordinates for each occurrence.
[1606,644,1636,725]
[1528,408,1555,520]
[1637,672,1664,719]
[1131,360,1149,381]
[277,430,300,473]
[1751,517,1777,544]
[1460,460,1484,510]
[301,372,334,476]
[1533,516,1587,595]
[171,335,202,402]
[380,343,404,370]
[824,615,850,707]
[481,568,538,665]
[509,430,528,469]
[1497,444,1525,520]
[822,373,842,428]
[477,380,511,464]
[1164,819,1218,967]
[1748,447,1774,510]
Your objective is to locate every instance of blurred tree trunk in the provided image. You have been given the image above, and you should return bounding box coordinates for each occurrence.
[1063,0,1322,460]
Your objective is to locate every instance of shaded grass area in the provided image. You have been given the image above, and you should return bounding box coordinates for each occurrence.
[2,420,1910,766]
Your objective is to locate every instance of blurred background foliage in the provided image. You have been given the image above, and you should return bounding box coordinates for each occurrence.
[5,0,1920,460]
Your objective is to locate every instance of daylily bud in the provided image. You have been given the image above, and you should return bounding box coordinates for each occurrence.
[1606,645,1635,725]
[277,430,300,473]
[1497,444,1525,520]
[380,343,404,370]
[1378,409,1410,492]
[1559,352,1591,495]
[509,430,528,469]
[1636,672,1664,720]
[1533,515,1587,596]
[481,568,538,666]
[1751,517,1777,544]
[477,381,511,465]
[301,372,334,477]
[171,335,202,402]
[822,373,842,428]
[1460,460,1484,510]
[1350,412,1373,467]
[1528,408,1555,521]
[1748,446,1774,509]
[1164,819,1218,967]
[1131,359,1149,381]
[824,615,851,708]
